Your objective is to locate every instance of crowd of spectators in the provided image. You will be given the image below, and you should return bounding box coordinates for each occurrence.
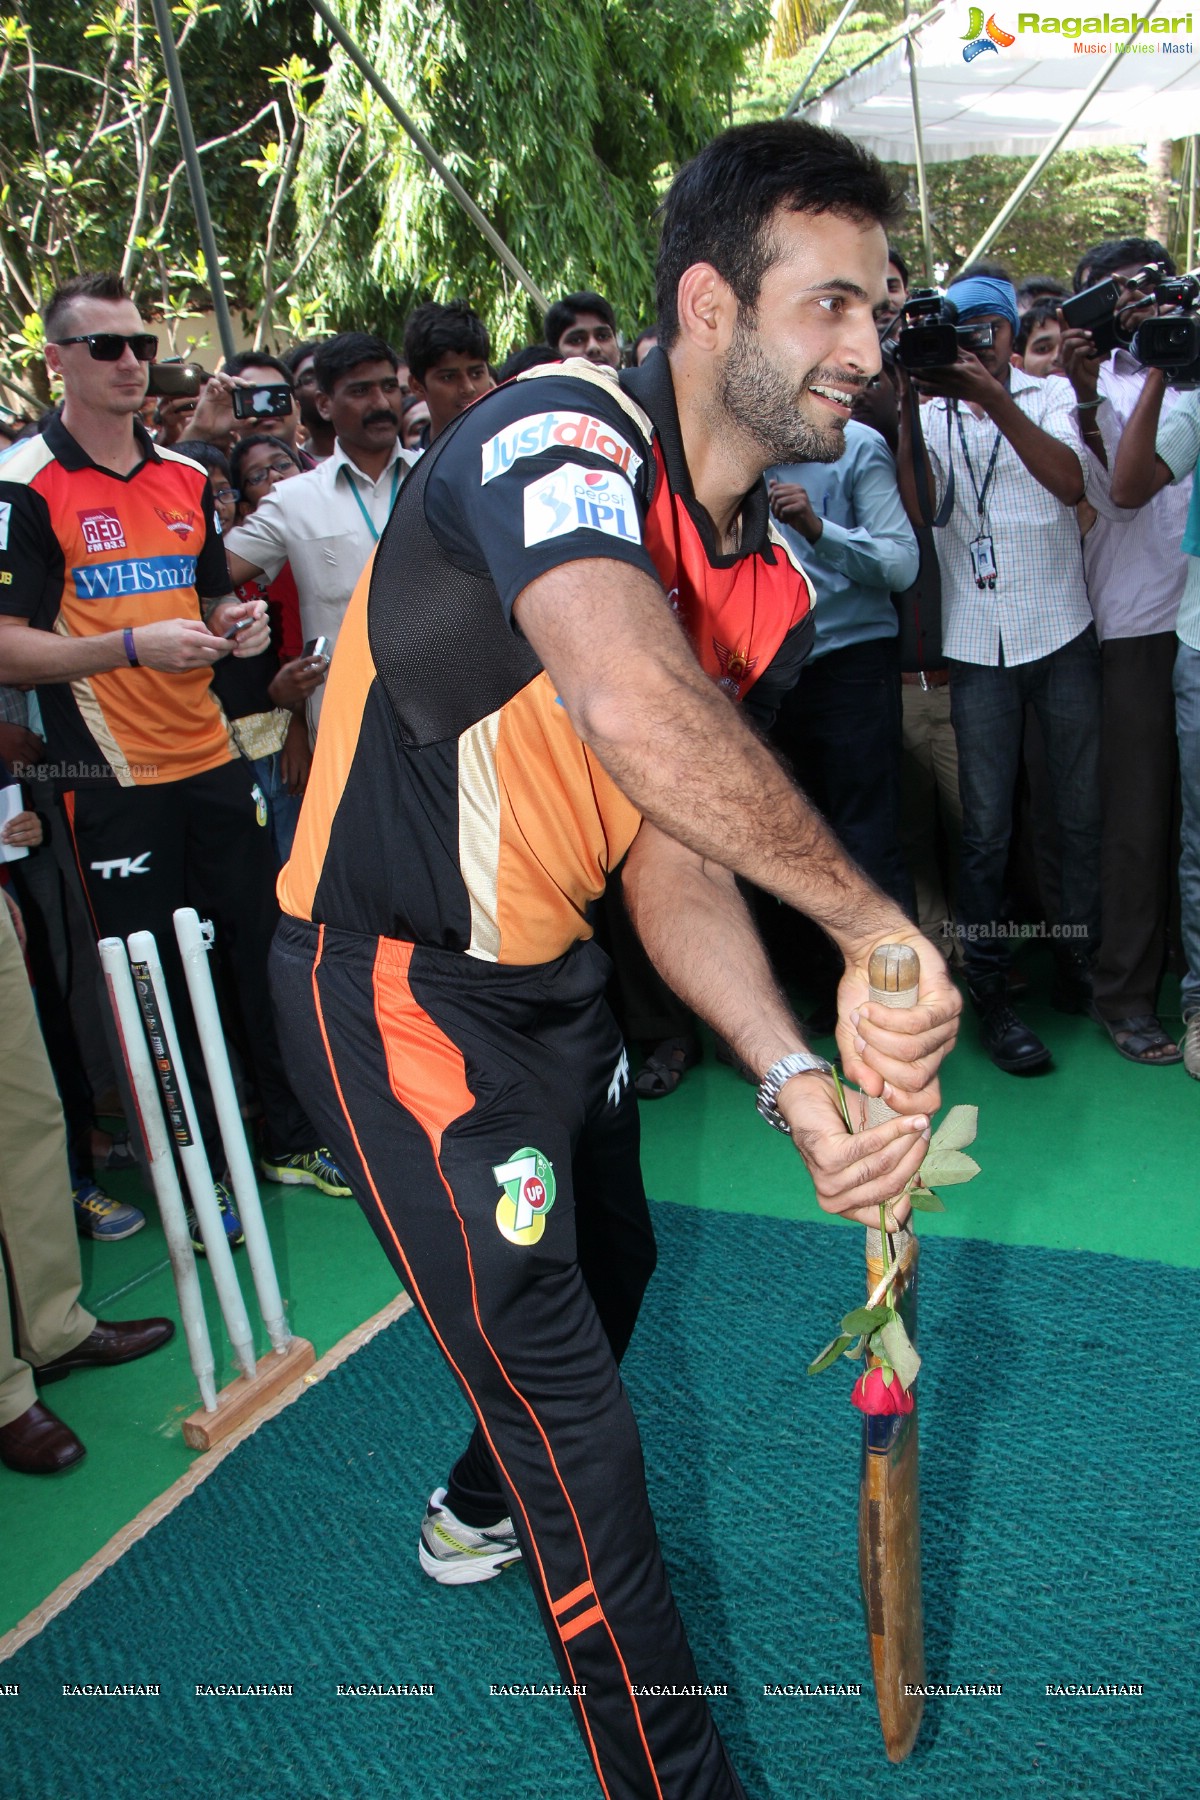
[0,221,1197,1473]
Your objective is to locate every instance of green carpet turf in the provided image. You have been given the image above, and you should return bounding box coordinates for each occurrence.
[1,1202,1194,1800]
[642,966,1199,1272]
[0,1179,398,1637]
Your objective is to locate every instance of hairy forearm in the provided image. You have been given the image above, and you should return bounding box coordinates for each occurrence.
[576,649,898,958]
[623,832,809,1077]
[0,623,126,684]
[987,389,1084,505]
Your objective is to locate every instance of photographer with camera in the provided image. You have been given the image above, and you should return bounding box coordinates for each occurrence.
[896,274,1100,1074]
[1058,239,1192,1068]
[1106,280,1200,1080]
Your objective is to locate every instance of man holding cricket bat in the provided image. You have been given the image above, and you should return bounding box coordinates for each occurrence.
[271,122,960,1800]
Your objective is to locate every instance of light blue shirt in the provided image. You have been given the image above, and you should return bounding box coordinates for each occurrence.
[769,422,918,662]
[1156,388,1200,654]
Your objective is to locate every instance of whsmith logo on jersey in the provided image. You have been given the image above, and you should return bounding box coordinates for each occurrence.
[481,411,643,486]
[72,555,199,599]
[523,462,642,549]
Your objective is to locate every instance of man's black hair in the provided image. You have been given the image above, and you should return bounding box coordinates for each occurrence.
[44,271,132,342]
[229,432,302,494]
[1015,298,1062,357]
[312,331,399,394]
[542,291,616,352]
[181,440,231,482]
[495,343,560,382]
[403,302,490,383]
[886,245,910,288]
[1083,237,1176,285]
[1016,274,1068,305]
[281,338,326,375]
[631,324,659,359]
[222,350,294,386]
[958,259,1013,285]
[655,121,900,348]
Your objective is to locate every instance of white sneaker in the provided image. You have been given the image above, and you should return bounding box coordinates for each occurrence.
[1183,1013,1200,1080]
[418,1486,523,1585]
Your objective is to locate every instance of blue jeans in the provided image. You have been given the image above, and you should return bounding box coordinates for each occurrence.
[251,751,302,870]
[949,626,1101,979]
[1173,641,1200,1019]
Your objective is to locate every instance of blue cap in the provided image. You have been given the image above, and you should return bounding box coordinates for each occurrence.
[945,275,1020,334]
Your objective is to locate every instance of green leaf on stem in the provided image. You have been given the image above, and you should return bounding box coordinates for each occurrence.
[878,1316,922,1390]
[906,1185,947,1213]
[928,1104,978,1153]
[807,1334,854,1375]
[843,1336,867,1360]
[920,1147,981,1185]
[841,1304,896,1335]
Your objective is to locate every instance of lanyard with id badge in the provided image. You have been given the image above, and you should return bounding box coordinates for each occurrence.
[955,405,1002,589]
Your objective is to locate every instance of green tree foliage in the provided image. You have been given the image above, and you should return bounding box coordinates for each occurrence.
[0,0,322,400]
[294,0,770,356]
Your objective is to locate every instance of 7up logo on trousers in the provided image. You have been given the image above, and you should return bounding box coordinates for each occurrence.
[493,1147,557,1247]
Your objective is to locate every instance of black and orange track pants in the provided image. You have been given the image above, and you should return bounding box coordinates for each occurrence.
[270,917,747,1800]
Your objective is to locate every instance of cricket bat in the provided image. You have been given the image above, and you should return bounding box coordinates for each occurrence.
[859,942,925,1762]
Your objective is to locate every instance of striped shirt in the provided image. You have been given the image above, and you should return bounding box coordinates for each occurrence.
[1155,388,1200,654]
[923,368,1092,667]
[1076,350,1190,642]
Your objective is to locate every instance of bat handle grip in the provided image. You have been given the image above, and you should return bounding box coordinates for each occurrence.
[864,943,921,1257]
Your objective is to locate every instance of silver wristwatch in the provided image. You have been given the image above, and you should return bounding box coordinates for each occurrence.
[756,1051,835,1134]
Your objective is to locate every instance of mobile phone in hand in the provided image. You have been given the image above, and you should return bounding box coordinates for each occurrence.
[223,615,255,641]
[303,636,330,661]
[232,384,293,421]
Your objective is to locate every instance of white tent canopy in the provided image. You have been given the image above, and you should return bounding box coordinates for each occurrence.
[804,3,1200,161]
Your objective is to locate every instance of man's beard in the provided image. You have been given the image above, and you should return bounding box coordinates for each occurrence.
[717,313,860,466]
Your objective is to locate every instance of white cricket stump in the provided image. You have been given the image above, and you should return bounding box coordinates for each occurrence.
[101,925,314,1451]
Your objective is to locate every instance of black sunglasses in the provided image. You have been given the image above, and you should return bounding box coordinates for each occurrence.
[52,332,159,362]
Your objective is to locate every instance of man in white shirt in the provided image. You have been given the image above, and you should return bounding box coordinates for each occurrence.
[222,333,417,733]
[1110,364,1200,1080]
[1060,238,1190,1067]
[897,275,1100,1075]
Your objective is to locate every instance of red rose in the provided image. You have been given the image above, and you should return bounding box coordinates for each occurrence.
[851,1366,914,1415]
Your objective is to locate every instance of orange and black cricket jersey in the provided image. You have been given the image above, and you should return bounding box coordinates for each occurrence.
[280,350,816,964]
[0,416,233,786]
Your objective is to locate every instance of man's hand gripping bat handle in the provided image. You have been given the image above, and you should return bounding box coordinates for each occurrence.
[865,943,920,1260]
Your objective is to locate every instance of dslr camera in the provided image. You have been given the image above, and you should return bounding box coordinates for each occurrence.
[886,289,995,372]
[1132,275,1200,389]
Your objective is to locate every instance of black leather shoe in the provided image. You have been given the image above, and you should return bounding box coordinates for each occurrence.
[1052,948,1094,1014]
[0,1401,86,1474]
[969,977,1052,1073]
[33,1317,175,1386]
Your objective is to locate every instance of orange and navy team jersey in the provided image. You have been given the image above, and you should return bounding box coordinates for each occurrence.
[0,416,234,787]
[279,351,816,966]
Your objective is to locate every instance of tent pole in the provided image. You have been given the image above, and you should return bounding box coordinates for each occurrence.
[150,0,237,362]
[785,0,862,117]
[796,5,947,113]
[954,0,1165,274]
[306,0,548,311]
[1188,135,1198,268]
[906,36,934,283]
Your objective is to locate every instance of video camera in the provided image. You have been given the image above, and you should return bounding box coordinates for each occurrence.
[1132,275,1200,390]
[1060,263,1165,360]
[884,289,996,372]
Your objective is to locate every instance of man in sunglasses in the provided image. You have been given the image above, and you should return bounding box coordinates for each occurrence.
[0,271,352,1245]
